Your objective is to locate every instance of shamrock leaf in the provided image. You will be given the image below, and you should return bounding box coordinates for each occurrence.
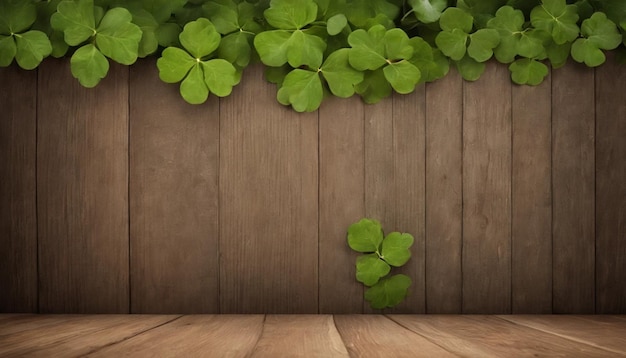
[530,0,579,45]
[381,232,414,267]
[70,44,109,87]
[179,18,221,59]
[348,25,387,70]
[407,0,447,24]
[95,7,143,65]
[0,0,37,34]
[364,274,412,309]
[327,14,347,36]
[435,28,468,61]
[320,48,364,98]
[0,36,17,67]
[346,0,400,28]
[488,6,547,63]
[264,0,318,30]
[455,54,486,81]
[354,68,393,104]
[219,31,254,68]
[157,47,195,82]
[51,0,97,46]
[509,58,549,85]
[129,8,159,57]
[545,40,571,68]
[467,28,499,62]
[347,218,384,253]
[14,30,53,70]
[204,0,240,34]
[439,7,473,33]
[0,1,52,69]
[276,69,323,112]
[571,12,622,67]
[254,29,326,68]
[356,254,391,286]
[383,60,421,94]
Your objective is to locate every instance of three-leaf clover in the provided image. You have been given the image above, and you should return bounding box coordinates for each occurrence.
[0,0,52,69]
[509,58,549,85]
[157,18,238,104]
[530,0,579,45]
[407,0,447,24]
[571,12,622,67]
[487,6,549,63]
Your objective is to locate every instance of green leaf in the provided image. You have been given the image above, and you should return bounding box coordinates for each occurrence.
[0,0,37,34]
[14,30,52,70]
[383,60,421,94]
[254,29,326,68]
[355,68,393,104]
[364,274,412,309]
[70,44,109,88]
[219,32,253,68]
[409,38,449,82]
[264,65,291,85]
[517,29,549,58]
[346,0,399,29]
[276,69,323,112]
[348,25,387,70]
[545,40,570,68]
[530,0,579,45]
[467,28,500,62]
[179,18,221,59]
[201,59,238,97]
[439,7,474,33]
[204,0,240,34]
[264,0,318,30]
[327,14,347,36]
[156,47,195,83]
[51,0,97,46]
[384,28,414,61]
[0,35,17,67]
[95,7,142,65]
[320,48,364,98]
[180,63,209,104]
[509,58,548,85]
[130,8,159,57]
[456,54,486,81]
[581,12,622,50]
[435,28,468,61]
[156,23,182,47]
[571,38,606,66]
[356,254,391,286]
[487,5,525,63]
[381,232,414,267]
[457,0,506,29]
[407,0,447,24]
[347,218,384,253]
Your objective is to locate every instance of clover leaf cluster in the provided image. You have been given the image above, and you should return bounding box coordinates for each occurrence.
[1,0,625,111]
[347,218,414,309]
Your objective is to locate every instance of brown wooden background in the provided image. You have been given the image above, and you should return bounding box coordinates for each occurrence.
[1,56,624,314]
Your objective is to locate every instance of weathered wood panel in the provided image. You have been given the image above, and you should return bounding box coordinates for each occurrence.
[219,65,319,313]
[0,66,37,313]
[595,55,626,313]
[425,68,463,313]
[511,73,552,313]
[318,96,365,314]
[129,59,219,313]
[552,61,596,313]
[37,59,129,313]
[462,63,512,313]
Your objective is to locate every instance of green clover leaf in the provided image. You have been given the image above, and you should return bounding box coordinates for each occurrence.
[348,25,387,70]
[364,274,412,309]
[545,40,570,68]
[435,28,468,61]
[179,18,221,59]
[51,0,97,46]
[0,0,37,34]
[467,28,499,62]
[439,7,473,33]
[156,47,195,83]
[381,232,414,267]
[347,218,384,253]
[129,8,159,57]
[509,58,549,85]
[264,0,318,30]
[356,254,391,287]
[95,7,143,65]
[407,0,447,24]
[218,32,253,68]
[383,60,421,94]
[204,0,240,34]
[276,69,323,112]
[530,0,579,45]
[409,37,449,83]
[320,48,364,98]
[14,30,53,70]
[70,44,109,88]
[384,28,414,61]
[254,29,326,68]
[571,12,622,67]
[0,35,17,67]
[456,54,486,81]
[327,14,347,36]
[346,0,399,29]
[354,68,393,104]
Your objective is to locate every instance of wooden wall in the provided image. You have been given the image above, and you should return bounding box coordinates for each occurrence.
[1,57,624,314]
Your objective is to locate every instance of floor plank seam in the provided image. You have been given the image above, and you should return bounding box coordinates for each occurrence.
[245,314,267,357]
[330,315,355,358]
[383,315,462,357]
[494,316,626,356]
[79,315,185,357]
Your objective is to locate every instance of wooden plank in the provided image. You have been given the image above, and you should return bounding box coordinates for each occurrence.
[595,54,626,313]
[511,72,552,313]
[335,314,457,357]
[389,315,618,357]
[388,89,426,313]
[0,65,37,313]
[37,59,129,313]
[318,96,365,314]
[87,315,262,357]
[251,315,349,357]
[219,65,318,313]
[552,60,595,313]
[129,58,219,313]
[425,68,463,313]
[0,315,177,357]
[499,315,626,355]
[462,62,512,313]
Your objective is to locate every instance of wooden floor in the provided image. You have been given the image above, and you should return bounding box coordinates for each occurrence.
[1,315,625,357]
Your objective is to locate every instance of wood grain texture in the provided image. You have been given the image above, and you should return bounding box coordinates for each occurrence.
[552,60,595,313]
[129,59,219,313]
[595,54,626,314]
[390,315,618,357]
[462,62,512,313]
[219,65,318,313]
[251,315,349,357]
[425,68,463,313]
[37,59,129,313]
[318,96,365,314]
[511,73,552,313]
[0,66,37,313]
[0,315,177,357]
[87,315,262,357]
[335,314,457,357]
[499,315,626,355]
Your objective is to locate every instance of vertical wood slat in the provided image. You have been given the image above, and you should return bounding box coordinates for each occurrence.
[511,73,552,313]
[0,66,38,312]
[552,61,595,313]
[425,68,463,313]
[37,59,129,313]
[462,62,512,314]
[595,55,626,313]
[129,59,220,313]
[318,97,365,314]
[219,65,318,313]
